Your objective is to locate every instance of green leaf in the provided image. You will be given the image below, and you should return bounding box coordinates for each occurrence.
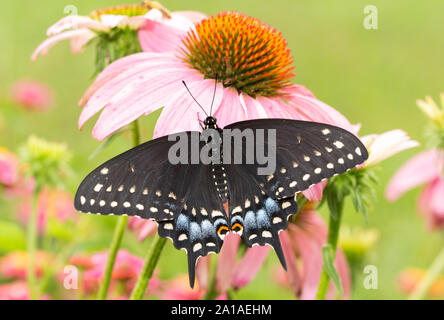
[0,221,26,253]
[322,244,343,296]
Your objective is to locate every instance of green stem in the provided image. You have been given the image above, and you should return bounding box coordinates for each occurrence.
[27,190,39,300]
[316,200,344,300]
[97,215,128,300]
[130,236,167,300]
[203,257,219,300]
[96,120,141,300]
[408,246,444,300]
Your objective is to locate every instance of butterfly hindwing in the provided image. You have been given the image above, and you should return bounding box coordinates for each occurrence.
[225,164,299,269]
[158,164,228,288]
[225,119,368,199]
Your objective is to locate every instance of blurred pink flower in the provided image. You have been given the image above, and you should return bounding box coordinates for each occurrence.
[279,210,351,300]
[0,251,53,279]
[162,275,203,300]
[87,249,144,281]
[10,80,54,111]
[386,150,444,230]
[0,281,30,300]
[77,249,160,297]
[361,129,419,167]
[2,176,35,199]
[194,232,270,294]
[19,188,76,234]
[78,12,356,201]
[68,253,94,270]
[128,216,157,241]
[0,147,19,186]
[32,5,205,60]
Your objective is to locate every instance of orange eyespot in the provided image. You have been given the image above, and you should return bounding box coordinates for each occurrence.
[231,223,243,232]
[217,225,229,235]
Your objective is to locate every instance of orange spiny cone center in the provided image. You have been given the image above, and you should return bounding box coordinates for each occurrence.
[181,11,295,98]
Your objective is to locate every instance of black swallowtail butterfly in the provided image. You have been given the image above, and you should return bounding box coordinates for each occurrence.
[74,115,368,287]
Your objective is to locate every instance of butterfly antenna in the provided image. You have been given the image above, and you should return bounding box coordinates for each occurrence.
[209,73,218,117]
[182,80,208,117]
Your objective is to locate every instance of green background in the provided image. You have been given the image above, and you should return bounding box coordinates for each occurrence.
[1,0,443,299]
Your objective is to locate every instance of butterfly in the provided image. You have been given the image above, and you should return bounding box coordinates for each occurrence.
[74,83,368,288]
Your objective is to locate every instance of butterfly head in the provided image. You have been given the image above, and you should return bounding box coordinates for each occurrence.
[204,116,218,129]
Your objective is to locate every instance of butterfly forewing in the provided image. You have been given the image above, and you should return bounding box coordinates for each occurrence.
[75,134,198,220]
[225,119,368,199]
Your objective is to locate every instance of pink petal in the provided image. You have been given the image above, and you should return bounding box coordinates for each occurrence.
[386,150,444,201]
[302,180,328,202]
[138,9,194,53]
[418,177,444,230]
[213,88,247,128]
[285,86,355,132]
[46,15,105,35]
[173,11,207,24]
[326,249,351,300]
[363,130,419,167]
[279,230,302,295]
[231,246,270,289]
[32,28,95,60]
[78,52,165,106]
[154,78,224,137]
[216,233,240,293]
[289,211,350,300]
[289,220,325,300]
[70,31,95,54]
[196,256,211,292]
[137,220,157,241]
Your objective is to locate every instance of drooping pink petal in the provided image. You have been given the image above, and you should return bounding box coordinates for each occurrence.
[302,180,328,202]
[46,15,105,35]
[288,211,350,300]
[231,246,270,289]
[196,256,211,292]
[418,177,444,230]
[78,52,166,106]
[326,249,351,300]
[84,61,198,141]
[289,220,325,300]
[279,230,302,296]
[70,31,95,54]
[32,28,95,60]
[216,233,240,293]
[362,129,419,167]
[386,150,443,201]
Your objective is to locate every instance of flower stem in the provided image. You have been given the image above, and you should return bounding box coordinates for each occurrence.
[316,200,344,300]
[96,120,141,300]
[203,257,219,300]
[408,246,444,300]
[27,190,39,300]
[97,215,128,300]
[130,235,167,300]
